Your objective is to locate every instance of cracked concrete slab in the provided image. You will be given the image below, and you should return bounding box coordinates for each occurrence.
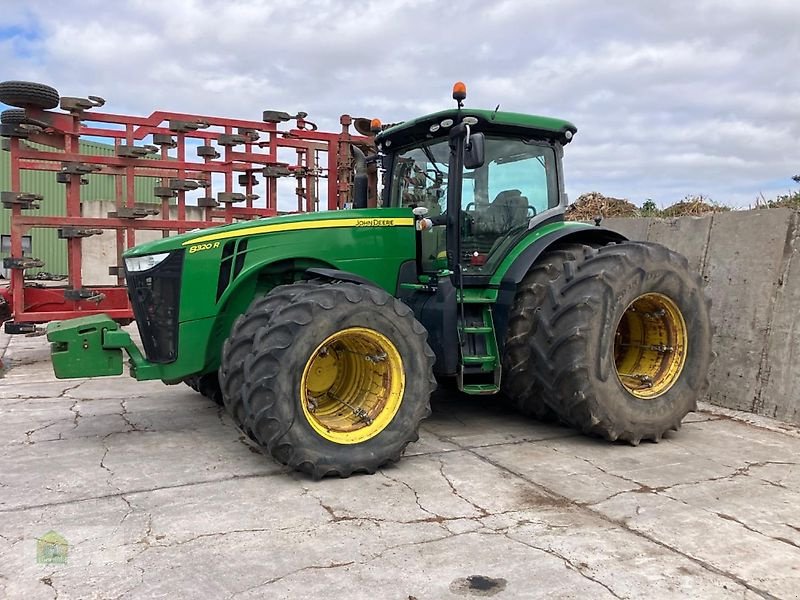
[1,332,800,599]
[594,491,800,598]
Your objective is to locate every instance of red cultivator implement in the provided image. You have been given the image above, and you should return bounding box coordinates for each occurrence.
[0,80,376,332]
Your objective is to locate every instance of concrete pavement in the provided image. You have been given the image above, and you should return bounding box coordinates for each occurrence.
[1,331,799,599]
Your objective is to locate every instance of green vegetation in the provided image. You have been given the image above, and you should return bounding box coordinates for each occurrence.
[754,175,800,210]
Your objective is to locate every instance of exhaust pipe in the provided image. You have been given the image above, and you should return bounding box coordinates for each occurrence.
[351,145,368,209]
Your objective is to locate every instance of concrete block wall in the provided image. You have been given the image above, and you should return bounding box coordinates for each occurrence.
[603,209,800,425]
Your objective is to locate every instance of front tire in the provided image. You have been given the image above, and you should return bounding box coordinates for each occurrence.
[532,242,711,444]
[241,282,436,478]
[219,281,322,433]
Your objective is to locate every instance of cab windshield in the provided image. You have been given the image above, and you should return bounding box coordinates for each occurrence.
[389,136,559,274]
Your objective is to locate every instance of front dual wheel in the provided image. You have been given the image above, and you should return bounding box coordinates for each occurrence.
[223,282,436,479]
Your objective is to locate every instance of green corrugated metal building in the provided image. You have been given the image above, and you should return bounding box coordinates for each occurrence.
[0,140,157,276]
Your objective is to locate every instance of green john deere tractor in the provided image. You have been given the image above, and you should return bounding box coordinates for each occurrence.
[47,85,712,478]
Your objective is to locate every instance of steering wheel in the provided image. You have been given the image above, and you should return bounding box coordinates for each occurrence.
[527,205,538,217]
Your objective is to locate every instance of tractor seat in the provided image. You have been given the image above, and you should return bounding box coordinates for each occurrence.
[474,189,528,235]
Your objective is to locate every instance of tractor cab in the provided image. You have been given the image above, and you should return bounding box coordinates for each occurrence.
[387,130,561,276]
[375,84,577,282]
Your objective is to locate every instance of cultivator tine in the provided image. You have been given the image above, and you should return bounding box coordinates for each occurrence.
[152,134,177,148]
[218,132,259,146]
[262,165,293,178]
[61,162,103,175]
[217,134,245,147]
[238,174,259,187]
[108,205,160,219]
[153,187,177,199]
[238,128,260,141]
[3,257,45,270]
[168,119,209,133]
[197,145,220,159]
[59,95,105,113]
[56,173,89,185]
[169,179,201,192]
[59,162,100,185]
[262,110,292,123]
[116,144,160,158]
[218,192,246,204]
[1,191,42,210]
[58,227,103,239]
[197,197,219,208]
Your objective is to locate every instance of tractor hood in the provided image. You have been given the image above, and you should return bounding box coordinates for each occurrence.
[123,208,415,258]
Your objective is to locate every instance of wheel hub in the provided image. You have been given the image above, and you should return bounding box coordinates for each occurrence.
[300,327,404,444]
[613,293,688,399]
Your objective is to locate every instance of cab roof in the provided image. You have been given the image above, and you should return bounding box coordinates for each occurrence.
[375,108,577,150]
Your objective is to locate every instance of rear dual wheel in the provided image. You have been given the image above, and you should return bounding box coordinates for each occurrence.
[223,282,435,478]
[501,243,589,420]
[509,241,711,443]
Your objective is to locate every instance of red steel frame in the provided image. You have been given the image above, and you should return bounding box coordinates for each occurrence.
[1,101,373,327]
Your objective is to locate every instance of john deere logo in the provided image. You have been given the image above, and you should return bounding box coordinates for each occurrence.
[36,531,68,564]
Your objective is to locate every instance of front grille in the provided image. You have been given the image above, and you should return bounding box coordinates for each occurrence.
[125,250,184,363]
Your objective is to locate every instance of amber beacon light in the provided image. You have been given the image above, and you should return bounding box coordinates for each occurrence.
[452,81,467,102]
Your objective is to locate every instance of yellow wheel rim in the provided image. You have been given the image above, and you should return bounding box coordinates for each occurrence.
[613,293,688,399]
[300,327,405,444]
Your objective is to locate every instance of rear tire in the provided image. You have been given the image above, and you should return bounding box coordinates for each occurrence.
[219,281,322,433]
[0,81,59,109]
[241,282,436,478]
[501,243,589,420]
[532,242,711,444]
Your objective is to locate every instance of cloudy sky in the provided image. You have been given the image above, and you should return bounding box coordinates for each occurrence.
[1,0,797,208]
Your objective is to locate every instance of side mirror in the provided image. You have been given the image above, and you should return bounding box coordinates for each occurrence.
[464,132,485,169]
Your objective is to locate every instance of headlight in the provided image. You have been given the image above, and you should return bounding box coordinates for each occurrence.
[124,252,171,272]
